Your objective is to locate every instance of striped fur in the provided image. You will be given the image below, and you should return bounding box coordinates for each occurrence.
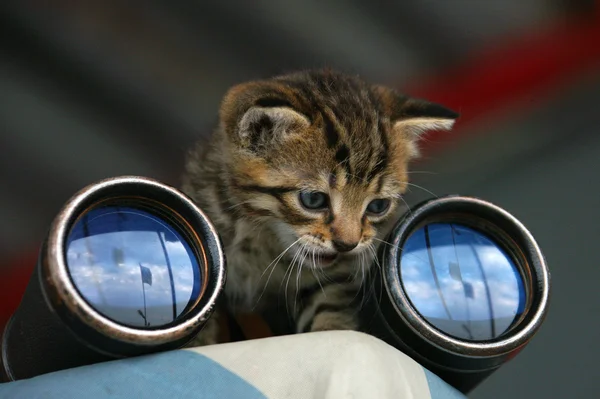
[181,69,458,345]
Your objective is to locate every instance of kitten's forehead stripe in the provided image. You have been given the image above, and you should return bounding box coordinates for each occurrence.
[375,174,386,194]
[367,118,390,181]
[276,72,388,189]
[334,145,351,178]
[322,112,340,148]
[282,81,321,119]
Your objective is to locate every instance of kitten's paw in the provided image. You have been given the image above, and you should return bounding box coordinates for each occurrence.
[185,313,220,347]
[309,312,359,332]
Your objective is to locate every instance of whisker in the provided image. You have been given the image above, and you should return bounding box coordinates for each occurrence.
[318,265,336,284]
[258,237,301,281]
[371,237,396,248]
[282,244,302,292]
[361,243,377,307]
[360,244,381,308]
[293,246,309,316]
[397,195,412,214]
[342,253,365,306]
[361,253,366,286]
[367,243,385,311]
[351,253,362,282]
[357,251,369,309]
[405,170,438,175]
[311,248,327,297]
[404,182,438,198]
[371,237,431,264]
[224,199,253,211]
[368,243,381,273]
[284,244,305,319]
[253,237,302,310]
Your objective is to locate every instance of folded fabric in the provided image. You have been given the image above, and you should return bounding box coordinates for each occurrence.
[0,331,465,399]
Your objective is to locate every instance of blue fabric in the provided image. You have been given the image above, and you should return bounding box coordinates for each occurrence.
[423,369,465,399]
[0,350,267,399]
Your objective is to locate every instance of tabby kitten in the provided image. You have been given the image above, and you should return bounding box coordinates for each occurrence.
[181,69,458,345]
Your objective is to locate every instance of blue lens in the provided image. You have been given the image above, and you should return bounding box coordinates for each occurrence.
[65,205,203,329]
[400,223,526,341]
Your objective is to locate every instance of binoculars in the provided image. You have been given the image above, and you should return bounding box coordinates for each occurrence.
[0,176,550,395]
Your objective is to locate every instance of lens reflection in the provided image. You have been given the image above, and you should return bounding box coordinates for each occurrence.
[65,205,203,328]
[400,223,526,341]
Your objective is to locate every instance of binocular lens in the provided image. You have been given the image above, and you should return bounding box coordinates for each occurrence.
[1,176,226,382]
[66,205,203,329]
[400,223,526,342]
[367,195,550,394]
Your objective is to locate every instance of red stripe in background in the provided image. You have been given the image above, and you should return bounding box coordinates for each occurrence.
[0,252,38,327]
[1,8,600,326]
[409,7,600,154]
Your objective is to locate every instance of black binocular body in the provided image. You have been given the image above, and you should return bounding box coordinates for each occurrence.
[1,177,227,381]
[0,176,550,395]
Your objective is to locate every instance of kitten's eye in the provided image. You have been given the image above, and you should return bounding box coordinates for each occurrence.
[299,191,328,210]
[366,199,391,215]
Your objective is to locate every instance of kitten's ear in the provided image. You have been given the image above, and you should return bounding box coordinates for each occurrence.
[219,82,310,153]
[237,106,310,152]
[372,85,458,156]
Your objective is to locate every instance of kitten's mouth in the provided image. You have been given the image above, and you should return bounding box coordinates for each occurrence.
[317,253,339,266]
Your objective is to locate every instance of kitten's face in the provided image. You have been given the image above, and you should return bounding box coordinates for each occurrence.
[219,70,458,268]
[226,128,410,267]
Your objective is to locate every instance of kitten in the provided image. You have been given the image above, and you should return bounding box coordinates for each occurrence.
[181,69,458,345]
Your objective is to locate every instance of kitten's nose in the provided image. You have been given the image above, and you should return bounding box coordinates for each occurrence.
[332,240,359,253]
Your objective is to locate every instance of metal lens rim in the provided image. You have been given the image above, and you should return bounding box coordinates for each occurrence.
[383,195,550,358]
[66,196,206,329]
[41,176,226,347]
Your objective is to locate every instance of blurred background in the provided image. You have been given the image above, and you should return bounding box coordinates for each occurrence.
[1,1,599,397]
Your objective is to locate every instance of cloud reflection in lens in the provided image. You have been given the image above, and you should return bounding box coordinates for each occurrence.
[65,206,203,329]
[399,223,526,341]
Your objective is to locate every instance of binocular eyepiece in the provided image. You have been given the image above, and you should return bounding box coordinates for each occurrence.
[363,195,550,393]
[0,177,550,395]
[0,176,226,381]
